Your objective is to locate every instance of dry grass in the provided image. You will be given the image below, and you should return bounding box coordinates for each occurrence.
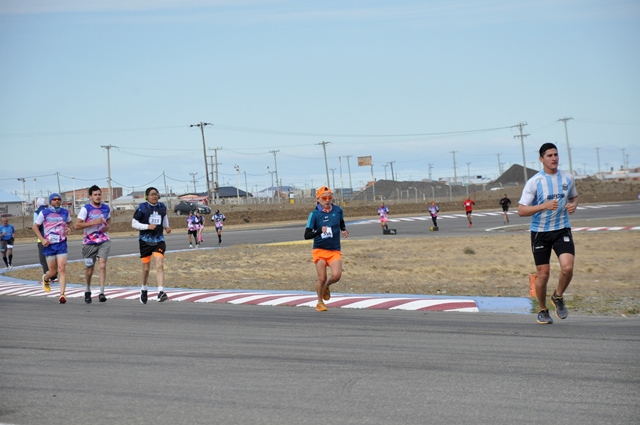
[8,222,640,317]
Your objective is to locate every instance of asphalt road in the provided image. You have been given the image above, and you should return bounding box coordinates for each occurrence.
[1,201,638,425]
[1,296,638,425]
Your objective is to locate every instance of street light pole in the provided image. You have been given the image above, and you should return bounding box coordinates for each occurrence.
[190,122,213,203]
[318,141,331,187]
[234,165,240,203]
[558,117,574,175]
[513,122,529,183]
[101,144,117,204]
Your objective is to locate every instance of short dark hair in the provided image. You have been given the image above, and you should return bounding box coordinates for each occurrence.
[145,187,159,197]
[539,143,557,157]
[88,185,101,196]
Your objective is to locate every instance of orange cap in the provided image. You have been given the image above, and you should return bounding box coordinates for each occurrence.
[316,186,332,198]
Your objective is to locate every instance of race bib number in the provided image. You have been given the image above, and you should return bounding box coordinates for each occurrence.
[149,212,162,225]
[48,234,60,243]
[321,227,333,239]
[84,258,94,267]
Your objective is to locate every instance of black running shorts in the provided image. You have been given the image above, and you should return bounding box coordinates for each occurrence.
[530,228,575,266]
[139,240,167,259]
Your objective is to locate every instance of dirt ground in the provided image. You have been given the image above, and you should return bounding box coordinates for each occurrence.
[5,179,639,317]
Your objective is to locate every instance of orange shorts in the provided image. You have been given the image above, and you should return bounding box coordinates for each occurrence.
[141,252,164,264]
[312,248,342,265]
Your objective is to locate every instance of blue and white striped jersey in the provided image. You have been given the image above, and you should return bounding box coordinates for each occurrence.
[518,170,577,232]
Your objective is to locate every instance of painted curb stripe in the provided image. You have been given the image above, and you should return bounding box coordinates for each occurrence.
[0,281,478,312]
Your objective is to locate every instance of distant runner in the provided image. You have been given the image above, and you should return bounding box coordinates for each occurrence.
[428,201,439,228]
[463,196,475,227]
[211,210,226,244]
[499,194,512,224]
[378,202,389,231]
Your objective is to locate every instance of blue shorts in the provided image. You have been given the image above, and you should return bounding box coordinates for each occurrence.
[43,241,68,258]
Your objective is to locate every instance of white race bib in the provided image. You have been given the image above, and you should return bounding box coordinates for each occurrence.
[149,212,162,225]
[48,234,60,243]
[321,227,333,239]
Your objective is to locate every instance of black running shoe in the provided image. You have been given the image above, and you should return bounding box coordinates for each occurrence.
[140,289,148,304]
[98,293,107,303]
[551,291,568,319]
[84,291,92,304]
[157,291,168,302]
[537,309,553,325]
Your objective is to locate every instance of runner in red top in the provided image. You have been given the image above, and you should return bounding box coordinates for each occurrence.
[463,196,475,227]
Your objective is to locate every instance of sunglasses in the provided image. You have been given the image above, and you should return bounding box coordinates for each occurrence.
[320,196,332,201]
[51,198,61,201]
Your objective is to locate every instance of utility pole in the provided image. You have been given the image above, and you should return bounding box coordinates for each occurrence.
[244,171,249,204]
[330,168,336,192]
[234,165,240,203]
[55,172,62,195]
[389,161,396,181]
[595,147,601,177]
[270,150,280,203]
[101,145,117,203]
[318,141,331,187]
[345,155,353,192]
[163,172,169,199]
[338,157,344,203]
[558,117,573,175]
[466,162,471,185]
[208,147,222,202]
[513,122,529,183]
[17,178,26,215]
[189,172,198,193]
[450,151,458,185]
[382,163,389,180]
[190,122,212,203]
[496,154,502,176]
[428,163,433,181]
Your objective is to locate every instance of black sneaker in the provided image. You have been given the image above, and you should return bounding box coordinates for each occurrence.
[537,309,553,325]
[551,291,568,319]
[98,293,107,303]
[157,291,168,302]
[140,290,148,304]
[84,291,92,304]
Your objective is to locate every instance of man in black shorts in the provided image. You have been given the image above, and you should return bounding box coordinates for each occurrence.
[499,194,511,224]
[518,143,578,324]
[131,187,172,304]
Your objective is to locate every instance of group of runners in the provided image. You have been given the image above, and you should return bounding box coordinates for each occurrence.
[30,185,228,305]
[23,143,576,324]
[376,194,508,231]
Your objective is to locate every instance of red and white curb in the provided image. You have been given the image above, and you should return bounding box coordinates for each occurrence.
[0,281,478,312]
[572,226,640,232]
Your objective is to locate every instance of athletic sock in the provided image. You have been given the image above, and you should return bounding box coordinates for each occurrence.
[2,257,7,267]
[8,254,12,265]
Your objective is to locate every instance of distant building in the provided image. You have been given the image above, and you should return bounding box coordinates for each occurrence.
[0,189,25,216]
[62,186,123,204]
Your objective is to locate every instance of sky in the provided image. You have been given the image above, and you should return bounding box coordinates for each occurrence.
[1,0,639,200]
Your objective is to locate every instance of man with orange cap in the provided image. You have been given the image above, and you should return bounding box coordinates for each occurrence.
[304,186,349,312]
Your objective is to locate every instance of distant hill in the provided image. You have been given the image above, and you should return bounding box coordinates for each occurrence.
[494,164,539,186]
